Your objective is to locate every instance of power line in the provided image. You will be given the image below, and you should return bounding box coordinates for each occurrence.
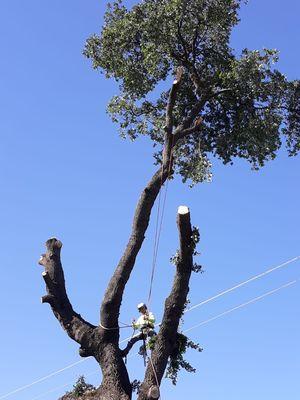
[30,279,297,400]
[29,370,98,400]
[29,353,138,400]
[121,255,300,342]
[1,255,299,400]
[183,280,297,333]
[0,360,86,400]
[185,256,300,313]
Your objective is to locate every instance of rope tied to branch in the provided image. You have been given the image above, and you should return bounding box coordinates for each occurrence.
[147,135,174,307]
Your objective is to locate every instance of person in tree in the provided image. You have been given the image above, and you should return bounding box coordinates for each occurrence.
[132,303,156,359]
[132,303,156,336]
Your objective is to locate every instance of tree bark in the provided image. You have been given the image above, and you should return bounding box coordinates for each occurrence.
[39,205,196,400]
[138,206,194,400]
[39,238,133,399]
[99,71,186,331]
[38,238,95,348]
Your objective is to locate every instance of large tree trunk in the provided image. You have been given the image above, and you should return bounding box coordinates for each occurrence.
[95,341,132,399]
[39,206,195,400]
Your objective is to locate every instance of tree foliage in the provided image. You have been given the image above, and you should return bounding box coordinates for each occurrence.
[166,332,203,385]
[62,376,96,399]
[84,0,300,185]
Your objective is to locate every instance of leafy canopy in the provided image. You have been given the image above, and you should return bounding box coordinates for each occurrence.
[84,0,300,185]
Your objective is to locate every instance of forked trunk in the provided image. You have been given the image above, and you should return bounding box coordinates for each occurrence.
[96,342,132,400]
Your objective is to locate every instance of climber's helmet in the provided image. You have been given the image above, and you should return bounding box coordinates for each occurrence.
[137,303,147,313]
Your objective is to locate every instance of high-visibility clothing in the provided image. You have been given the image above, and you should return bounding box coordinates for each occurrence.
[133,312,155,330]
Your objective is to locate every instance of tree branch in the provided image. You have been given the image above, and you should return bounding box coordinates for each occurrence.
[39,238,95,347]
[177,18,189,63]
[100,134,174,332]
[174,88,231,143]
[165,67,184,134]
[191,26,199,64]
[176,116,204,140]
[174,96,207,143]
[100,68,184,333]
[138,206,195,399]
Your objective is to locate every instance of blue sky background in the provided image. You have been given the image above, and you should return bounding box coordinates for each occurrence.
[0,1,299,399]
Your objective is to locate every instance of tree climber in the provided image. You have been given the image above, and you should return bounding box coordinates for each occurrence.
[133,303,156,335]
[132,303,156,360]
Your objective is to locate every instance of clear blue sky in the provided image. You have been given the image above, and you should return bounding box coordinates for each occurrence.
[0,1,299,399]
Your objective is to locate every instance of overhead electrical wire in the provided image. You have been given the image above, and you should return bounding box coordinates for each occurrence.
[124,255,300,341]
[183,279,297,333]
[1,255,299,400]
[29,278,297,400]
[185,255,300,313]
[29,370,98,400]
[0,360,86,400]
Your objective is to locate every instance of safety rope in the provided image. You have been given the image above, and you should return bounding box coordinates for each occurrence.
[100,140,174,332]
[148,355,161,399]
[147,137,174,306]
[100,139,173,331]
[147,158,164,305]
[99,322,132,331]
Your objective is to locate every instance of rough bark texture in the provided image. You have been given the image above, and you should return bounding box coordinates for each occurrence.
[39,69,202,400]
[38,238,95,347]
[39,238,132,399]
[40,207,195,400]
[138,207,194,400]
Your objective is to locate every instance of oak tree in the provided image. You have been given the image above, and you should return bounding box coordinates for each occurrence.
[38,1,299,399]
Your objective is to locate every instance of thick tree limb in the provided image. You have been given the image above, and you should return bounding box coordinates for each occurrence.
[174,88,231,144]
[176,116,203,140]
[100,74,182,332]
[100,158,172,331]
[174,96,208,144]
[165,67,184,134]
[39,238,95,346]
[138,206,195,399]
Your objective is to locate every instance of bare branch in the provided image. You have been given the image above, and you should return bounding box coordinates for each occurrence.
[165,67,184,134]
[138,206,195,399]
[100,134,174,332]
[99,65,186,334]
[39,238,95,346]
